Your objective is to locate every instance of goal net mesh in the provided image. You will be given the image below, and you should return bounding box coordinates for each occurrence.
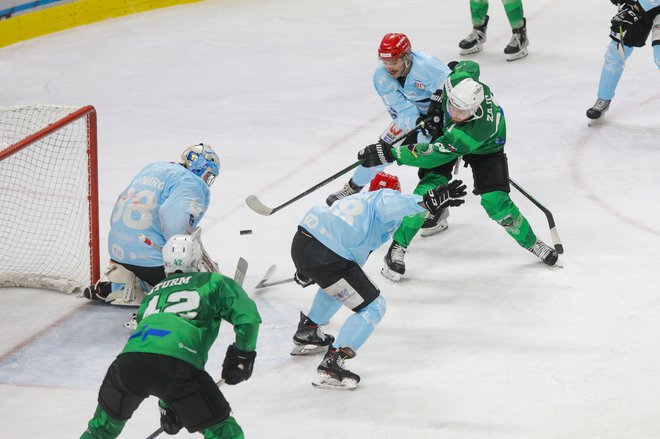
[0,104,98,293]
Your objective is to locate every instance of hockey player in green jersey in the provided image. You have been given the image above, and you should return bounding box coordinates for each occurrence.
[358,60,558,281]
[81,234,261,439]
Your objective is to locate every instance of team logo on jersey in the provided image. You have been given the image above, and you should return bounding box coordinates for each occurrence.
[129,325,172,341]
[414,80,424,90]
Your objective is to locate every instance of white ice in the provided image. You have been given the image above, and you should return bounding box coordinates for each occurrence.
[0,0,659,438]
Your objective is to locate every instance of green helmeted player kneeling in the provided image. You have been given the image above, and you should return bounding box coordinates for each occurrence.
[81,234,261,439]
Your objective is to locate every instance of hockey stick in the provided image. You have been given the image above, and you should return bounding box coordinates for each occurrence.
[246,161,360,216]
[509,178,564,254]
[246,119,428,216]
[254,265,294,289]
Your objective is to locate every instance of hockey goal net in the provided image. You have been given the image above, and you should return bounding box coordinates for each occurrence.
[0,105,100,293]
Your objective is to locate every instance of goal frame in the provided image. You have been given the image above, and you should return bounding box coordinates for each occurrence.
[0,105,100,291]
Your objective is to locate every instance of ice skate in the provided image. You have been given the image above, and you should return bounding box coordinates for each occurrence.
[381,241,407,282]
[527,239,558,266]
[326,179,363,206]
[504,19,529,61]
[313,346,360,390]
[586,98,611,123]
[291,312,335,356]
[82,281,111,301]
[420,207,449,237]
[459,16,488,55]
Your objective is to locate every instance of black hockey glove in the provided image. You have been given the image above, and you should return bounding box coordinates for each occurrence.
[422,179,467,214]
[221,344,256,385]
[610,2,643,33]
[294,271,315,288]
[159,402,182,435]
[358,140,396,168]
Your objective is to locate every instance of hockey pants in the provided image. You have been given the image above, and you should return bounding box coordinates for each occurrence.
[469,0,525,29]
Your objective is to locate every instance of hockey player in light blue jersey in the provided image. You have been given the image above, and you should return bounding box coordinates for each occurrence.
[587,0,660,122]
[325,33,456,277]
[291,172,467,390]
[83,143,220,307]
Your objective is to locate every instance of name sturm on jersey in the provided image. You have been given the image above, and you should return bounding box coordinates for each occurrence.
[152,275,192,292]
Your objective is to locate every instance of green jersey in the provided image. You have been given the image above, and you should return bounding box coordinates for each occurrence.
[391,60,507,169]
[121,272,261,370]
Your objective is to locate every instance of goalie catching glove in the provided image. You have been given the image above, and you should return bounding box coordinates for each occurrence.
[422,180,468,215]
[221,343,256,385]
[358,140,395,168]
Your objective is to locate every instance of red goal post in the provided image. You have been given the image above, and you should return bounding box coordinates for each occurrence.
[0,104,100,293]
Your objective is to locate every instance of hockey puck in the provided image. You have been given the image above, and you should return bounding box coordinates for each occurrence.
[240,229,253,235]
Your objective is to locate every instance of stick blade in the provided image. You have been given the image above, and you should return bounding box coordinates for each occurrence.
[255,265,277,288]
[246,195,273,216]
[234,257,248,287]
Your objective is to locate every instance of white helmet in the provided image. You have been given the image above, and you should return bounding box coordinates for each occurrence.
[181,143,220,186]
[445,77,484,116]
[163,234,202,275]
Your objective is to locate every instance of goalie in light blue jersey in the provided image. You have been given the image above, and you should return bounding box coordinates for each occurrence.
[83,143,220,306]
[289,172,467,390]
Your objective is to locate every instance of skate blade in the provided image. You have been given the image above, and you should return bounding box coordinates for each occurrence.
[420,220,448,237]
[380,266,401,282]
[587,116,606,127]
[312,374,358,390]
[290,344,328,356]
[505,48,528,62]
[459,45,483,56]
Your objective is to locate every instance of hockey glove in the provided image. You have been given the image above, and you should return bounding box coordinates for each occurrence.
[294,271,315,288]
[417,116,442,140]
[447,60,459,71]
[610,2,643,33]
[358,140,396,168]
[422,179,468,214]
[221,344,256,385]
[159,401,183,435]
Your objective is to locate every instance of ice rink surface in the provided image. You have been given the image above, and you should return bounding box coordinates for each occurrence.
[0,0,659,437]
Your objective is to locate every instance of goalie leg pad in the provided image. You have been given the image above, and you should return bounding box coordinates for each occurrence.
[466,151,510,195]
[104,262,148,306]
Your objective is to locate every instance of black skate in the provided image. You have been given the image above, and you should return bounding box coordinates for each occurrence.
[82,281,112,301]
[381,241,407,282]
[420,207,449,237]
[504,19,529,61]
[313,346,360,390]
[586,98,611,122]
[291,312,335,356]
[527,239,558,266]
[459,16,488,55]
[326,179,363,206]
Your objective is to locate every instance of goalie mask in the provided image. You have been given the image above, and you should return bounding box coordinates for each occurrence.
[369,172,401,192]
[181,143,220,186]
[163,234,202,275]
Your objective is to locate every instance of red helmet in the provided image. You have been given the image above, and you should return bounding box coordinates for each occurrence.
[378,33,412,59]
[369,172,401,192]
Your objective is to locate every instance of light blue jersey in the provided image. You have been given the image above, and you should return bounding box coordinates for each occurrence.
[639,0,660,11]
[373,51,451,144]
[108,162,210,267]
[299,189,425,266]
